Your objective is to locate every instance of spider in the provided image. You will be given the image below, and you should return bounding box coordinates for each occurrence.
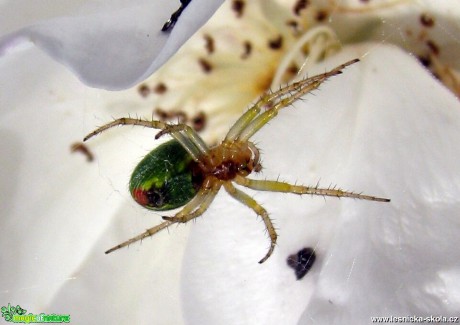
[84,58,390,264]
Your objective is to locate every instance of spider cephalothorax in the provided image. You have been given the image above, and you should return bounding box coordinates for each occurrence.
[202,141,261,180]
[84,59,390,263]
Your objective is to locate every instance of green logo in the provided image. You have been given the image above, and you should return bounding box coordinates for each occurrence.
[1,304,70,323]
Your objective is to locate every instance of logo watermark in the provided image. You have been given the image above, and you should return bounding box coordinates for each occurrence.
[1,303,70,323]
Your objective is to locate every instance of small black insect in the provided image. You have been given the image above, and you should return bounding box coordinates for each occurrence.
[162,0,192,32]
[287,247,316,280]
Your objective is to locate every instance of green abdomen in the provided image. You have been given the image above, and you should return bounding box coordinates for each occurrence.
[129,140,200,211]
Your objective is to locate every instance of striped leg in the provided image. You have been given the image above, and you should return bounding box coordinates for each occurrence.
[237,59,359,141]
[223,182,277,264]
[234,175,390,202]
[105,220,173,254]
[162,184,220,223]
[105,184,218,254]
[84,117,169,141]
[83,117,209,162]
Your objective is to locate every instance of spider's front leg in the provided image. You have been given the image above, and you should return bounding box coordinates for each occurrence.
[153,122,209,156]
[233,59,360,142]
[83,117,169,141]
[83,117,210,162]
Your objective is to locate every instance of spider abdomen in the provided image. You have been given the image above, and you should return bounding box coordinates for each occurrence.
[129,140,202,211]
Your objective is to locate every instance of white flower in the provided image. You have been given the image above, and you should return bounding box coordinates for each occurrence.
[1,0,459,324]
[0,0,224,89]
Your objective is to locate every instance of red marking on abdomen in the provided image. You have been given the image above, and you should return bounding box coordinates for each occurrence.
[132,189,149,206]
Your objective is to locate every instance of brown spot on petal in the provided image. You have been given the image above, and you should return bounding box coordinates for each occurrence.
[192,111,207,132]
[138,84,150,98]
[315,9,328,22]
[155,107,169,120]
[293,0,309,16]
[420,13,435,28]
[241,41,252,59]
[71,142,94,162]
[198,58,213,73]
[426,39,440,56]
[287,64,299,77]
[268,35,283,50]
[203,34,215,54]
[232,0,245,18]
[286,20,299,32]
[155,108,188,124]
[154,82,168,94]
[418,55,431,68]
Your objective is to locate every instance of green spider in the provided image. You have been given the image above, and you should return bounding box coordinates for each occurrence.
[84,58,390,264]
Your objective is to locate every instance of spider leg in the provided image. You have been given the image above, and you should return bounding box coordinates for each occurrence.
[162,182,220,223]
[223,182,277,264]
[224,56,347,142]
[105,220,174,254]
[234,175,390,202]
[83,117,209,162]
[224,92,274,141]
[105,182,219,254]
[237,59,359,141]
[222,56,340,142]
[83,117,168,141]
[154,123,209,155]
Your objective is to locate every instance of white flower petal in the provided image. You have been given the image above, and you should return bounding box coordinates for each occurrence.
[0,45,187,323]
[328,0,460,68]
[0,0,224,89]
[181,45,460,324]
[2,1,460,324]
